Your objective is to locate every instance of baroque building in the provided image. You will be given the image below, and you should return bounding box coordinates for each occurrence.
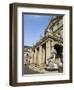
[24,16,63,72]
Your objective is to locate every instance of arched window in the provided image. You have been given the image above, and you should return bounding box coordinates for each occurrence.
[27,53,28,56]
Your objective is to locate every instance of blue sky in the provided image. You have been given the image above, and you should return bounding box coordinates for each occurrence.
[24,14,52,46]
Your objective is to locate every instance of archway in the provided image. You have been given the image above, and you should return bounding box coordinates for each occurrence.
[54,44,63,72]
[54,44,63,62]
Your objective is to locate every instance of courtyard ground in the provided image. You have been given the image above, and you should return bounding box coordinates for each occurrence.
[23,64,58,74]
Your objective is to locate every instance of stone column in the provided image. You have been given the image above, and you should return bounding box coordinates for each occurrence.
[46,40,51,65]
[36,48,39,65]
[33,49,37,64]
[42,46,45,65]
[38,46,42,66]
[30,50,34,64]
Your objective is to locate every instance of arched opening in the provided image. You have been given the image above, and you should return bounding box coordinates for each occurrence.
[54,44,63,72]
[27,53,28,56]
[54,44,63,62]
